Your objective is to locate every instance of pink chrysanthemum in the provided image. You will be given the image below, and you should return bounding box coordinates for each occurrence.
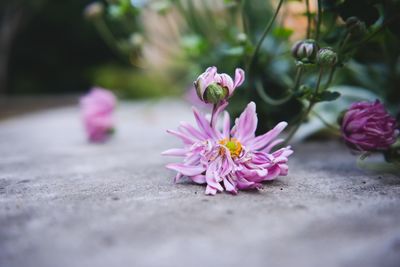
[341,100,399,152]
[162,102,293,195]
[80,87,116,142]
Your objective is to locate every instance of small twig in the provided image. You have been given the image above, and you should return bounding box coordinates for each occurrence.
[315,0,322,42]
[305,0,311,38]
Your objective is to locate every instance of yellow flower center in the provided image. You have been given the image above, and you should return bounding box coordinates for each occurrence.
[219,138,242,158]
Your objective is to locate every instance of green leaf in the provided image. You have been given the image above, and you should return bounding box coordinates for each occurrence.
[223,46,244,56]
[317,91,341,102]
[272,27,294,40]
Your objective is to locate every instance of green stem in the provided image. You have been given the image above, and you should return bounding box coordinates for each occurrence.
[247,0,284,73]
[210,104,217,127]
[239,0,249,36]
[305,0,311,38]
[93,17,127,63]
[293,64,304,91]
[255,79,293,106]
[315,0,322,42]
[324,66,336,89]
[311,110,340,133]
[342,15,399,54]
[283,67,324,145]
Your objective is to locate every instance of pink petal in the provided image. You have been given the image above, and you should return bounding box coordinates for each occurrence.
[205,185,217,195]
[192,107,218,139]
[222,111,231,139]
[211,101,229,129]
[191,175,206,184]
[166,163,205,176]
[161,148,187,157]
[223,177,238,194]
[249,121,288,150]
[232,102,258,144]
[217,73,234,95]
[166,129,195,145]
[233,68,245,89]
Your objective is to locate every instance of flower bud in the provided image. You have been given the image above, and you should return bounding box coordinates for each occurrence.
[345,17,367,39]
[341,100,399,152]
[84,2,104,20]
[194,66,245,104]
[317,47,338,67]
[203,84,228,104]
[291,39,319,63]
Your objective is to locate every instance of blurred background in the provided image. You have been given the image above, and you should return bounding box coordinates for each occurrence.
[0,0,399,130]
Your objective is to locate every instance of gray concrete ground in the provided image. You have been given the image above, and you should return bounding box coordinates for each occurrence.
[0,100,399,267]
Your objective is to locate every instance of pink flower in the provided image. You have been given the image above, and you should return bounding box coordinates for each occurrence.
[80,87,116,142]
[194,66,245,104]
[341,100,399,152]
[162,102,293,195]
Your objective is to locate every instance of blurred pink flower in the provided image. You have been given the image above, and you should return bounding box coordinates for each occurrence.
[80,87,116,142]
[341,100,399,152]
[162,102,292,195]
[194,66,245,104]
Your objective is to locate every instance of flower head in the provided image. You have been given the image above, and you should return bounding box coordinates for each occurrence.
[341,100,399,152]
[163,102,293,195]
[316,47,338,67]
[84,2,104,20]
[291,39,319,63]
[80,87,117,142]
[194,66,245,104]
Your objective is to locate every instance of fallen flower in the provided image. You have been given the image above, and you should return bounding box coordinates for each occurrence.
[341,100,399,152]
[163,102,293,195]
[80,87,116,142]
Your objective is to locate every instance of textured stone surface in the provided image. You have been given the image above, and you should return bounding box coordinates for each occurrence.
[0,99,399,267]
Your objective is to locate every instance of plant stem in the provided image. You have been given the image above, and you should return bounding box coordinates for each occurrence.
[305,0,311,38]
[255,79,293,105]
[283,67,324,145]
[324,66,336,89]
[293,64,304,91]
[93,17,128,63]
[239,0,248,35]
[247,0,284,74]
[210,104,217,127]
[311,110,340,133]
[315,0,322,42]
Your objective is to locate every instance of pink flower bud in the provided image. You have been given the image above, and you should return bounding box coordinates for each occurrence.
[341,100,399,152]
[194,66,245,104]
[80,87,117,142]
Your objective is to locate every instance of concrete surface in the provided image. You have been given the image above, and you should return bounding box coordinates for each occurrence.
[0,99,399,267]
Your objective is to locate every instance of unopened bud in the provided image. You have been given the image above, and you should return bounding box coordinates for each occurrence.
[291,39,319,63]
[204,84,227,104]
[317,47,338,67]
[345,17,366,39]
[84,2,104,20]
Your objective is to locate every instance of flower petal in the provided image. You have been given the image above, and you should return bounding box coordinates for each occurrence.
[233,68,245,89]
[161,148,187,157]
[166,163,205,176]
[232,102,258,144]
[249,121,287,150]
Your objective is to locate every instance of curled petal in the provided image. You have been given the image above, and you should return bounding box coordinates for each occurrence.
[233,68,245,89]
[217,73,234,96]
